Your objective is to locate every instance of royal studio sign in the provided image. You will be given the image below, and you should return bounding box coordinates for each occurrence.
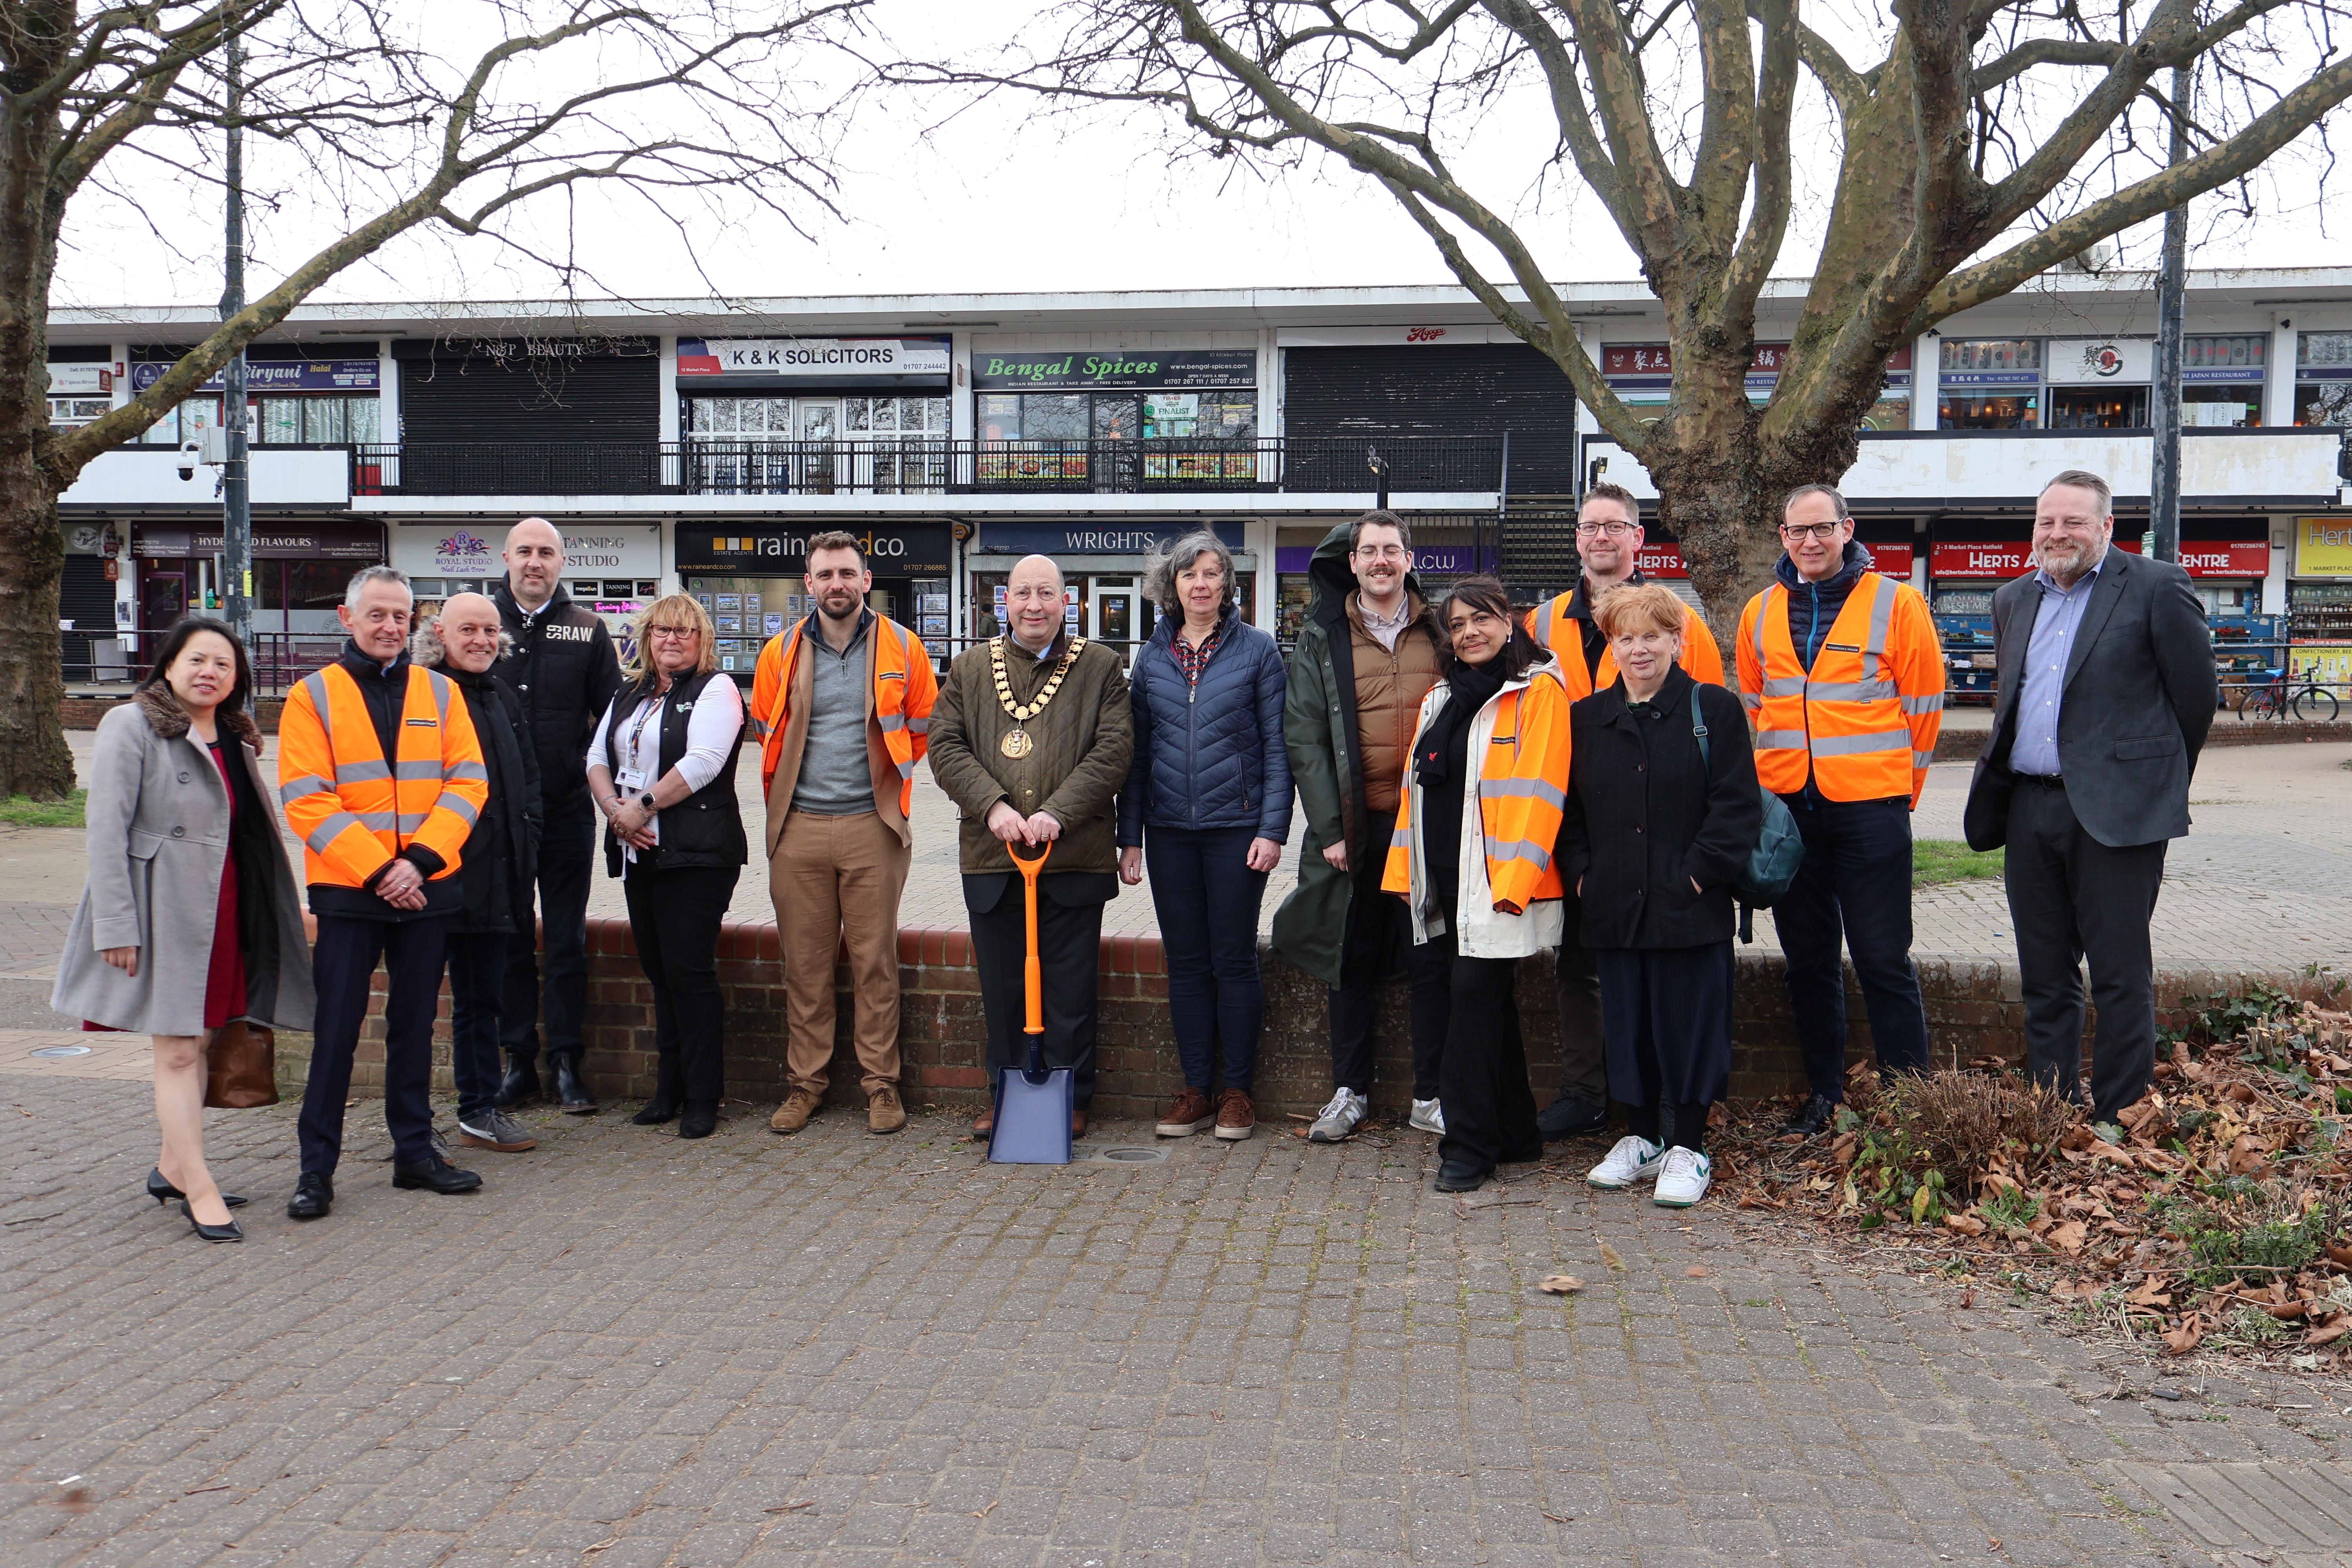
[394,523,662,583]
[676,338,951,382]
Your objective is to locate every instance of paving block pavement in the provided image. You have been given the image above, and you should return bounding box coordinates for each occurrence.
[7,1068,2349,1566]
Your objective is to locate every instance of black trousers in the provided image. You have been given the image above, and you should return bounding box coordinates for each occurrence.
[1776,795,1931,1100]
[446,931,512,1123]
[1551,882,1605,1105]
[623,863,740,1106]
[1428,918,1542,1177]
[1329,851,1449,1100]
[1597,942,1736,1155]
[966,871,1108,1109]
[298,914,449,1175]
[503,790,595,1065]
[2004,778,2168,1123]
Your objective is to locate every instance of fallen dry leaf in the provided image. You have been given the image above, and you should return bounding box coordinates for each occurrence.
[1538,1275,1585,1295]
[1597,1242,1625,1271]
[2128,1276,2174,1309]
[1684,1265,1711,1278]
[2162,1314,2205,1356]
[1959,1288,1976,1309]
[583,1540,619,1555]
[2308,1319,2352,1348]
[1945,1213,1987,1236]
[2047,1220,2088,1254]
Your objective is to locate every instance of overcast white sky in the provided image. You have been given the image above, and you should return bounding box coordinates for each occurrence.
[48,0,2352,313]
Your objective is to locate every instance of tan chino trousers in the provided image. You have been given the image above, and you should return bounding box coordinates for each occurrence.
[771,809,911,1097]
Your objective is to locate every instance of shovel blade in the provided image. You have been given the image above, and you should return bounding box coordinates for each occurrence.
[987,1066,1074,1165]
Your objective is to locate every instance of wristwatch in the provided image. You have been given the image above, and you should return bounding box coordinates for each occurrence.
[638,791,658,813]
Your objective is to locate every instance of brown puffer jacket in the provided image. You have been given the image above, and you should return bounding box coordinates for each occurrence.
[1347,592,1443,816]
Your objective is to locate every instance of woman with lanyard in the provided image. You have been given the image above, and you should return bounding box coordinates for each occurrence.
[1380,576,1571,1194]
[587,595,747,1140]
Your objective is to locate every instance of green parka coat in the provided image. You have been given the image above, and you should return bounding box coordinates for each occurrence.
[1268,524,1442,986]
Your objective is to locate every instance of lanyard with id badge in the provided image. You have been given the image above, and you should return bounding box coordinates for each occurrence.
[618,695,662,853]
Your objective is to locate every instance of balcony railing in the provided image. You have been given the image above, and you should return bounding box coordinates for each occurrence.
[348,438,1507,499]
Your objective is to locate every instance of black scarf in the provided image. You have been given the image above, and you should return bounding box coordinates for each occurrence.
[1414,658,1508,786]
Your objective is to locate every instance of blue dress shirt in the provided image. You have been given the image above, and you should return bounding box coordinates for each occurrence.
[2009,558,2104,777]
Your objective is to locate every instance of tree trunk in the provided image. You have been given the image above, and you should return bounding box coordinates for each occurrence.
[0,470,77,800]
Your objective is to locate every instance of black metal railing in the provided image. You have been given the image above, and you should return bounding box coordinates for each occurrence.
[348,437,1506,499]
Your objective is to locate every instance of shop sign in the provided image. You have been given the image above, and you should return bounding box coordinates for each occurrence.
[132,521,382,561]
[2298,515,2352,576]
[2112,538,2270,577]
[2045,338,2154,385]
[972,350,1256,390]
[392,523,661,583]
[131,358,380,393]
[46,363,112,395]
[2289,643,2352,688]
[676,522,952,575]
[1931,541,2033,577]
[1639,541,1915,579]
[676,337,951,380]
[972,520,1246,557]
[1602,342,1910,387]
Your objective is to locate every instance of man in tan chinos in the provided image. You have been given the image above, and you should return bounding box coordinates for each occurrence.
[748,531,939,1135]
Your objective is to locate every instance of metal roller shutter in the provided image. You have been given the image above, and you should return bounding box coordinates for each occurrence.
[1283,344,1581,493]
[60,555,117,681]
[397,352,658,442]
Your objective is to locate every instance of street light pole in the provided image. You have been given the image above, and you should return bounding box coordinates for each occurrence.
[219,29,253,650]
[2150,64,2191,566]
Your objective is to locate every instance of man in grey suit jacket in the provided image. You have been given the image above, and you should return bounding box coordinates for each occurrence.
[1963,469,2217,1124]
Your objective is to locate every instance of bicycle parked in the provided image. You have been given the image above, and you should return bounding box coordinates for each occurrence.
[2233,665,2341,722]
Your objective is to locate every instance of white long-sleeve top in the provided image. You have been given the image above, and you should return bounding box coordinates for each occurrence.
[586,674,744,867]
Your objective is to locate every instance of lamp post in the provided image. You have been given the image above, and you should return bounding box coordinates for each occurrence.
[219,29,252,650]
[2150,64,2191,566]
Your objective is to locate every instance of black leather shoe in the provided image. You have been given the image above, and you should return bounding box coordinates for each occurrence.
[1434,1162,1490,1193]
[286,1172,333,1221]
[494,1054,541,1109]
[678,1100,718,1140]
[550,1055,599,1115]
[632,1098,681,1126]
[1536,1094,1609,1142]
[179,1200,243,1243]
[147,1169,247,1209]
[392,1158,483,1195]
[1780,1093,1839,1139]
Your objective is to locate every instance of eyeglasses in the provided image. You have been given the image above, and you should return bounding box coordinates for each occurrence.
[1352,545,1408,561]
[1780,520,1847,541]
[647,625,701,641]
[1575,521,1636,537]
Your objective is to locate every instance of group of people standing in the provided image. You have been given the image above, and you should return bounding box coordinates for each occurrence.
[62,461,2217,1237]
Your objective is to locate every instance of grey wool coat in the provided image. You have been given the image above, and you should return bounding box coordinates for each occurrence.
[51,688,316,1036]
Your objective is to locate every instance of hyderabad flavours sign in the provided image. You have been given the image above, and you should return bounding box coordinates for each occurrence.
[972,350,1256,390]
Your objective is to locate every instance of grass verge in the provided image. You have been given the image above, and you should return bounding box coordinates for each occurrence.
[1914,838,2003,886]
[0,790,85,828]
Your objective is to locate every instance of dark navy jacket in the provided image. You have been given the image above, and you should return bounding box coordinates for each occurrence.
[1118,613,1294,842]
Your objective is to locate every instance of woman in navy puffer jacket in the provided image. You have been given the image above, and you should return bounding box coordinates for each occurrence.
[1118,532,1292,1142]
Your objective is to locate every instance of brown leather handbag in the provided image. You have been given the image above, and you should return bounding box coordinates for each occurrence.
[203,1022,279,1109]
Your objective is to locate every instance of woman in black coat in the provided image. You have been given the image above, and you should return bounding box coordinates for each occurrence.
[1557,583,1761,1209]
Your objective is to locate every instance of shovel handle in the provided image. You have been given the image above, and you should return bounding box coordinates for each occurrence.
[1008,839,1051,1037]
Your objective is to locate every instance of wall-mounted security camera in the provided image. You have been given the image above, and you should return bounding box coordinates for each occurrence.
[176,439,201,482]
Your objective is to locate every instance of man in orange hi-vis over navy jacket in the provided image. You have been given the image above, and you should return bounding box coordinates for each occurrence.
[279,566,490,1222]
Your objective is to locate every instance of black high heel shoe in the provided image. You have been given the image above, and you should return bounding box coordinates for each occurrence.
[147,1169,247,1209]
[178,1200,243,1243]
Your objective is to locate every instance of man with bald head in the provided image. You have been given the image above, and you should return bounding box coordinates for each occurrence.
[927,554,1133,1139]
[489,517,620,1114]
[414,592,543,1153]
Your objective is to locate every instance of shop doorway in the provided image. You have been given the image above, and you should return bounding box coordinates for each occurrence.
[1089,577,1142,666]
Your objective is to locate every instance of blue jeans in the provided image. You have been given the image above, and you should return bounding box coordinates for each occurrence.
[448,932,513,1123]
[1144,825,1269,1094]
[1776,795,1930,1098]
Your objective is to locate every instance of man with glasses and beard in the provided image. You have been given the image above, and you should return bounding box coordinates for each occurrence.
[1963,470,2215,1126]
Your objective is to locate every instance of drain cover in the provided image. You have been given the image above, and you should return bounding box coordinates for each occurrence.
[29,1045,93,1059]
[2114,1460,2352,1565]
[1073,1145,1168,1164]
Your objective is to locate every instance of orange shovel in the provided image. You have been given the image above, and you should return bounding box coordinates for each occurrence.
[988,837,1071,1165]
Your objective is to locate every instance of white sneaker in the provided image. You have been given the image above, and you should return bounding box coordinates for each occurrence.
[1652,1146,1713,1207]
[1586,1134,1663,1189]
[1307,1089,1368,1143]
[1409,1098,1445,1134]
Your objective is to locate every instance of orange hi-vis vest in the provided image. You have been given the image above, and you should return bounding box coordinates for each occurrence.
[1735,573,1945,806]
[277,663,488,887]
[1524,586,1725,701]
[1381,669,1572,917]
[748,613,938,816]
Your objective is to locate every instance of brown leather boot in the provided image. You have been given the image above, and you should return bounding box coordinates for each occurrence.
[768,1088,822,1135]
[867,1086,907,1134]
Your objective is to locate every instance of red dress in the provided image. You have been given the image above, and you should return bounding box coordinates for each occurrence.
[201,740,247,1031]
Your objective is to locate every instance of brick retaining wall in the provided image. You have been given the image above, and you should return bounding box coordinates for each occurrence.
[323,918,2337,1120]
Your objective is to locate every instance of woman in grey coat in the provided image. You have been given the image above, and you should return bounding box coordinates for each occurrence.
[52,618,315,1242]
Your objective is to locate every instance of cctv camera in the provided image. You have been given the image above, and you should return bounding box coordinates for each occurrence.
[177,439,200,482]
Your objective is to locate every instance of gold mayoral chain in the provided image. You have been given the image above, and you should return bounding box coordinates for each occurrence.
[991,635,1087,760]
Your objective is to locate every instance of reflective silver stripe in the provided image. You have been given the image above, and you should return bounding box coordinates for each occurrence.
[904,715,930,735]
[1530,604,1555,650]
[356,811,401,831]
[1388,826,1412,848]
[393,759,443,781]
[1477,777,1568,810]
[444,760,489,782]
[878,713,906,733]
[1752,585,1775,671]
[278,776,332,803]
[1755,730,1808,750]
[300,672,335,746]
[1913,751,1936,770]
[304,811,366,855]
[1760,675,1806,698]
[430,669,452,729]
[1488,838,1553,871]
[1860,575,1896,685]
[1802,680,1899,703]
[1739,692,1763,711]
[433,793,481,828]
[336,759,394,782]
[397,812,431,834]
[746,717,771,741]
[1902,693,1945,715]
[1807,730,1910,757]
[897,759,916,779]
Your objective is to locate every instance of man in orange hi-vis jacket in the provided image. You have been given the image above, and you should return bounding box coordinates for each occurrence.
[1736,484,1945,1140]
[1521,481,1724,1145]
[280,566,490,1222]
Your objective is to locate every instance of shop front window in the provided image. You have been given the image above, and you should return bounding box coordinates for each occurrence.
[1938,394,2039,429]
[2185,384,2264,427]
[686,579,795,674]
[252,395,380,445]
[1860,391,1911,432]
[2296,382,2352,426]
[137,398,220,445]
[2049,386,2149,428]
[48,396,111,430]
